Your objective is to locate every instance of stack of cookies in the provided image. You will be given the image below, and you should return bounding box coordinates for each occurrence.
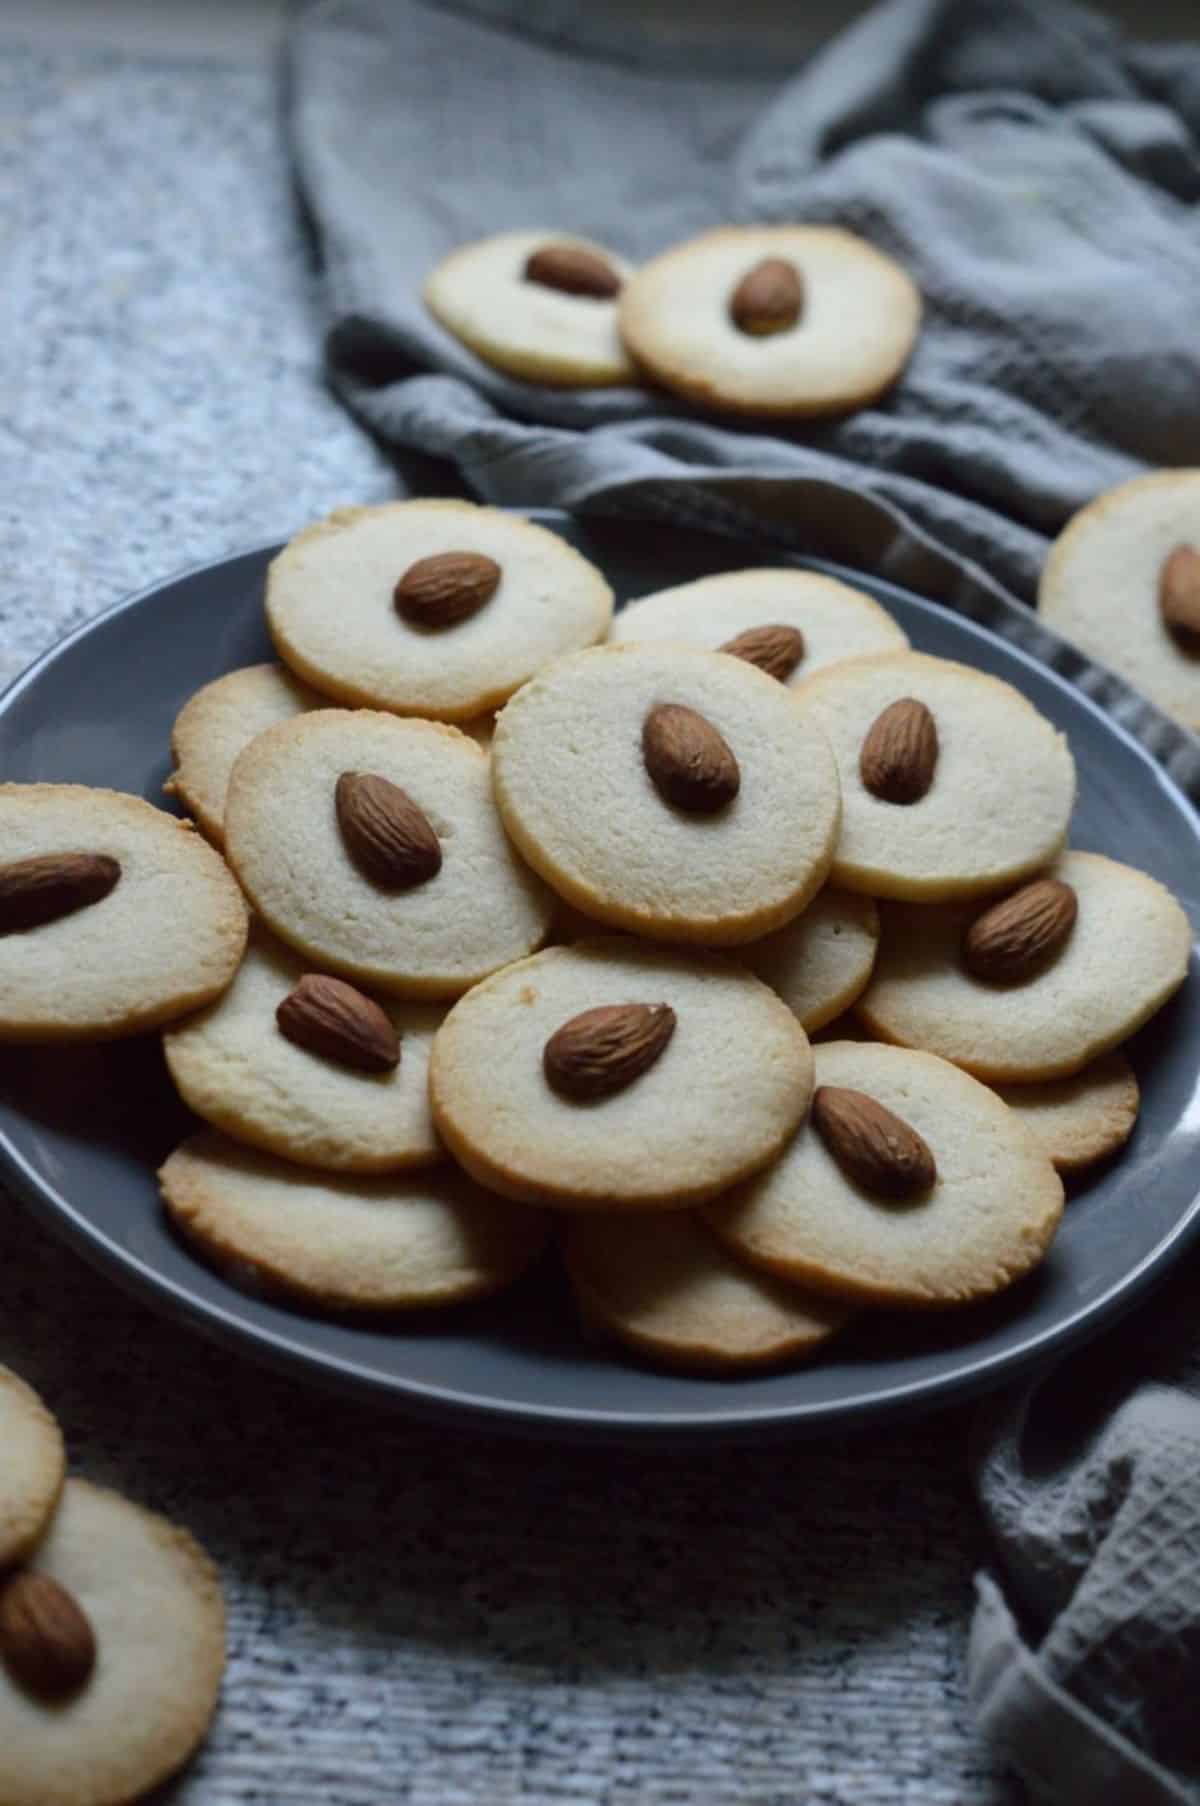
[0,499,1190,1376]
[0,1364,225,1805]
[424,225,922,417]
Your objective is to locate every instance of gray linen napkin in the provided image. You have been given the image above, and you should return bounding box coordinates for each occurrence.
[288,3,1200,1798]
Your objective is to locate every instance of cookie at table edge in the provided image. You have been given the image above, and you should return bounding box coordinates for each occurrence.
[0,1365,66,1568]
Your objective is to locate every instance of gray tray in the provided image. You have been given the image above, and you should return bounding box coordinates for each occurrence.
[1,512,1198,1442]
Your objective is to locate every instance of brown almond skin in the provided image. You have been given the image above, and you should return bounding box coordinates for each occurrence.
[719,622,805,683]
[544,1002,676,1101]
[811,1085,936,1200]
[1159,544,1200,649]
[276,974,400,1073]
[962,878,1078,984]
[729,257,804,336]
[0,1571,97,1701]
[0,852,120,935]
[523,243,622,300]
[642,703,740,814]
[394,551,501,630]
[335,772,442,891]
[859,697,938,804]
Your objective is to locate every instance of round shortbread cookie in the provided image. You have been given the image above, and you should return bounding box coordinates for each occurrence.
[0,1479,224,1806]
[0,785,248,1043]
[706,1041,1064,1308]
[742,887,880,1033]
[993,1052,1140,1175]
[609,568,908,683]
[429,938,813,1211]
[491,642,841,945]
[159,1129,548,1311]
[163,662,322,846]
[0,1367,65,1568]
[265,501,613,722]
[792,652,1076,900]
[562,1211,850,1373]
[424,229,637,387]
[618,225,920,417]
[1038,470,1200,733]
[858,852,1191,1082]
[163,928,445,1173]
[224,710,553,999]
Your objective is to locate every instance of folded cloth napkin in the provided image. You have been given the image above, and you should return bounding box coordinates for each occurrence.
[288,2,1200,1798]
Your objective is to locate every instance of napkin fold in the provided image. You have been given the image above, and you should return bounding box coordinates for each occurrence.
[288,2,1200,1797]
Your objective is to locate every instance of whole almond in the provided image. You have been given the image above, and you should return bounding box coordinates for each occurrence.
[729,257,804,336]
[335,772,442,890]
[859,697,938,804]
[0,852,120,936]
[544,1002,676,1101]
[642,703,740,814]
[811,1085,936,1200]
[1159,544,1200,648]
[394,551,501,630]
[0,1571,96,1701]
[277,974,400,1073]
[962,878,1077,983]
[719,622,805,683]
[524,243,622,300]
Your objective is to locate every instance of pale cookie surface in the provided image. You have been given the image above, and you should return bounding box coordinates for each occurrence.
[609,567,908,683]
[224,710,553,998]
[563,1211,850,1373]
[993,1052,1140,1174]
[793,652,1076,900]
[0,1479,225,1806]
[618,225,920,416]
[0,1367,65,1567]
[491,643,841,944]
[430,938,813,1211]
[0,785,248,1043]
[858,852,1191,1082]
[424,229,637,386]
[266,501,613,721]
[163,929,445,1172]
[1038,469,1200,733]
[164,662,321,846]
[160,1130,548,1311]
[706,1041,1064,1308]
[742,888,880,1032]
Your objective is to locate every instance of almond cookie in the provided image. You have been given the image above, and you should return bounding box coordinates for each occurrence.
[993,1052,1140,1175]
[618,225,920,417]
[0,785,248,1043]
[0,1479,224,1806]
[609,567,908,683]
[0,1367,65,1568]
[424,229,637,387]
[163,661,322,846]
[163,928,444,1173]
[491,643,841,945]
[1038,469,1200,733]
[792,652,1076,901]
[562,1211,850,1373]
[224,710,553,999]
[858,852,1191,1081]
[159,1129,548,1311]
[742,888,879,1033]
[706,1041,1064,1308]
[266,501,613,722]
[429,938,813,1211]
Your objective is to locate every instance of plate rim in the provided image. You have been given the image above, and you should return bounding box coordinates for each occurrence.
[2,518,1198,1444]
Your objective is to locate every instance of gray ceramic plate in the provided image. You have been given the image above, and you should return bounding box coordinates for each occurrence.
[2,513,1199,1443]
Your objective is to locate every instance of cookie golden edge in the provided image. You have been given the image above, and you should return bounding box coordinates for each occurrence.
[0,1366,66,1568]
[992,1052,1141,1175]
[265,501,615,721]
[163,663,323,847]
[618,225,921,418]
